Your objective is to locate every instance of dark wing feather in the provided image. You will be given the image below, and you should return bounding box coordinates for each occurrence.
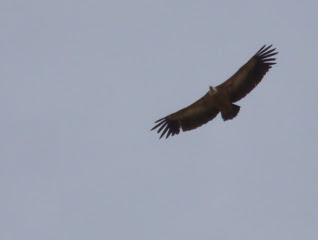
[217,45,278,102]
[151,93,219,139]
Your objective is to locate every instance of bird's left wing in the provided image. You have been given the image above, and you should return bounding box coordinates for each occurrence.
[217,45,278,102]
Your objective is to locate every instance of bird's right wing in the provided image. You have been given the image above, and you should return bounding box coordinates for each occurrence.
[151,93,219,139]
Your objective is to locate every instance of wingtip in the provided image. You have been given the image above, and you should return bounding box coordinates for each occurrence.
[258,45,271,54]
[151,118,166,131]
[154,117,165,123]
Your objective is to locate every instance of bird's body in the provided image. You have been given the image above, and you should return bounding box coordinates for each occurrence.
[151,45,278,139]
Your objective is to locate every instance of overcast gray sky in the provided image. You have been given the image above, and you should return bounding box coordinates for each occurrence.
[1,0,318,239]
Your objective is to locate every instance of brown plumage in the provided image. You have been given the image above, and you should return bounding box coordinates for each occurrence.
[151,45,278,139]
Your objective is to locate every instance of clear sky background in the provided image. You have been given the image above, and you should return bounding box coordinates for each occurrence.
[1,1,318,239]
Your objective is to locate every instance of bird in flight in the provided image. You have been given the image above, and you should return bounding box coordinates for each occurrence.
[151,45,278,139]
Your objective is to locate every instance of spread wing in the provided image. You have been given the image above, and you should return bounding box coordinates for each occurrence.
[217,45,278,102]
[151,93,219,139]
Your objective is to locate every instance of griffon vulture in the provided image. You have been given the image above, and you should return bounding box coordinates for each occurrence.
[151,45,278,139]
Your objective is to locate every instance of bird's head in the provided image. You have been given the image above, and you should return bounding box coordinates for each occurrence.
[209,86,217,95]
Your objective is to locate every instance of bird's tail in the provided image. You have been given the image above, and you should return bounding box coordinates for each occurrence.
[221,104,240,121]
